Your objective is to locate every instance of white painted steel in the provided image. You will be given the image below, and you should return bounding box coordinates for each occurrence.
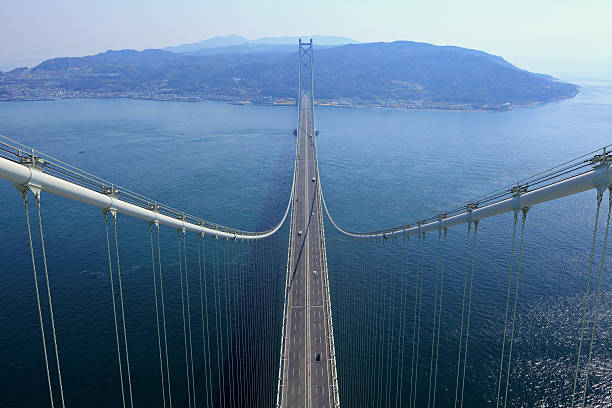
[0,156,294,240]
[322,164,612,239]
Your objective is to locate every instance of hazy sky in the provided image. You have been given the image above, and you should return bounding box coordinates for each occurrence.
[2,0,611,79]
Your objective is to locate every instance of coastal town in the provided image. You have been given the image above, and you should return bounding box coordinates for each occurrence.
[0,76,513,111]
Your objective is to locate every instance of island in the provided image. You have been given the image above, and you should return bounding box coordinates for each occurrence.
[0,41,579,111]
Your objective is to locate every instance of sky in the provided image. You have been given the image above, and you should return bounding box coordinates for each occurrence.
[1,0,611,79]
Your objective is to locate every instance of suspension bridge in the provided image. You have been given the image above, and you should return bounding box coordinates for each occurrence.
[0,39,610,407]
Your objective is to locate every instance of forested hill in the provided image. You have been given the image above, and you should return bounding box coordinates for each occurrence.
[0,41,579,109]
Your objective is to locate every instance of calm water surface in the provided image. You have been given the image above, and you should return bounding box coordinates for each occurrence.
[1,80,611,407]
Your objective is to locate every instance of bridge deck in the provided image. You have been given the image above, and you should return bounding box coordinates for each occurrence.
[279,95,336,408]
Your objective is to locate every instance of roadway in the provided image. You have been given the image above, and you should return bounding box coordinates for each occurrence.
[279,93,336,408]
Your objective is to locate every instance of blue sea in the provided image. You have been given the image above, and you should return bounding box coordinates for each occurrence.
[1,80,611,407]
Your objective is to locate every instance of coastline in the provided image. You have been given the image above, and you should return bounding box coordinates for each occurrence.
[0,89,581,112]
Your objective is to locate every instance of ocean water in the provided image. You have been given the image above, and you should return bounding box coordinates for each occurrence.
[0,80,611,407]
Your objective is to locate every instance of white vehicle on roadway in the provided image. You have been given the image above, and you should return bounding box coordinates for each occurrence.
[298,230,303,236]
[313,270,317,275]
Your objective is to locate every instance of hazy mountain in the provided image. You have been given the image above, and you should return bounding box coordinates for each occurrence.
[249,35,357,46]
[1,41,579,109]
[163,34,249,53]
[163,34,358,54]
[181,43,345,57]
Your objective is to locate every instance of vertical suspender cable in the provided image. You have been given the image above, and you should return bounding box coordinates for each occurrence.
[259,238,266,406]
[213,237,224,406]
[385,243,398,406]
[249,238,256,407]
[254,238,261,406]
[460,221,479,408]
[239,239,251,407]
[358,239,365,407]
[222,239,233,407]
[232,239,240,405]
[503,210,527,408]
[212,236,221,405]
[34,194,67,408]
[197,233,213,408]
[20,190,55,408]
[570,190,603,407]
[396,236,411,408]
[266,236,274,406]
[581,187,611,407]
[432,229,447,408]
[412,232,426,408]
[222,238,228,407]
[232,239,239,404]
[183,231,197,408]
[427,229,442,407]
[365,242,375,407]
[176,230,192,408]
[496,212,519,408]
[358,241,365,407]
[264,237,270,405]
[156,224,173,408]
[241,239,249,406]
[372,239,380,405]
[105,212,126,408]
[342,244,348,406]
[367,241,379,406]
[149,223,167,408]
[235,238,245,406]
[224,239,236,408]
[454,222,472,408]
[376,239,386,406]
[112,214,134,408]
[409,233,422,408]
[379,245,387,406]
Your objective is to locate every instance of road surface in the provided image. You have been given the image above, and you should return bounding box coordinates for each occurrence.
[279,94,337,408]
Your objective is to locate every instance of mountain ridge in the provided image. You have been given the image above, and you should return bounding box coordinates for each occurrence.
[0,40,579,110]
[163,34,357,54]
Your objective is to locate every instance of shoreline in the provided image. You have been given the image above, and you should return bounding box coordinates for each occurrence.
[0,91,580,112]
